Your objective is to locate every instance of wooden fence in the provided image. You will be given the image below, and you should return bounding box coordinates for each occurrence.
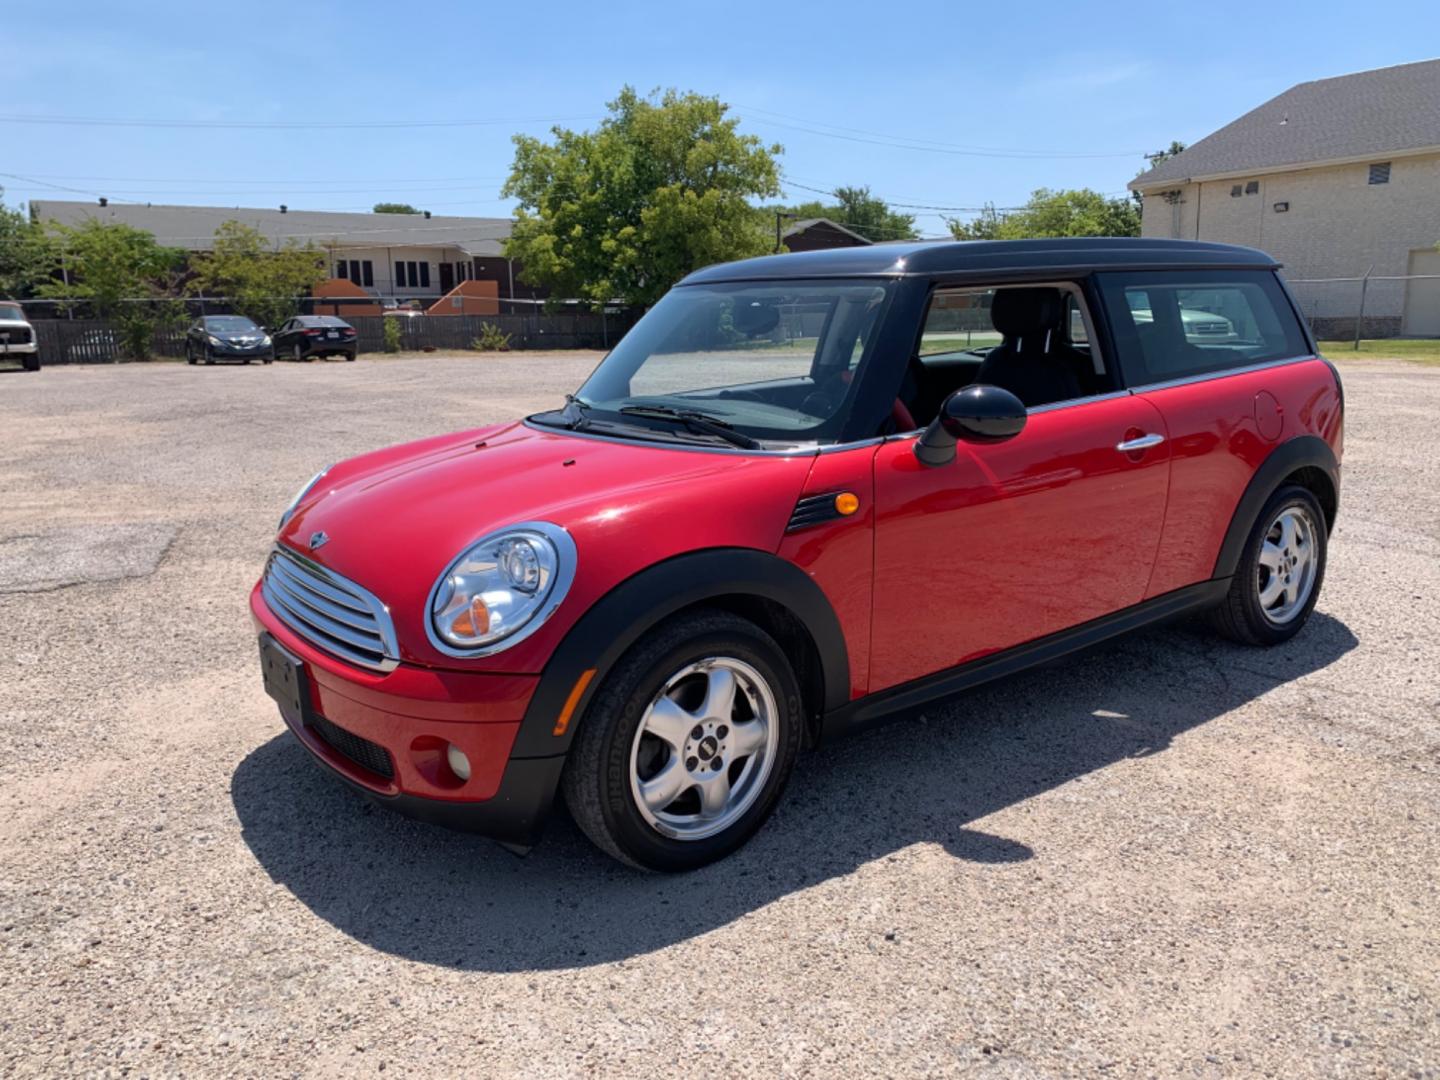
[30,310,641,364]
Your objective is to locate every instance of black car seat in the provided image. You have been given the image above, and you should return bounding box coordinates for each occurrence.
[974,288,1088,408]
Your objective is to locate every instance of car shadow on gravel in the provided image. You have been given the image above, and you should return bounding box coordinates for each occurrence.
[233,611,1356,972]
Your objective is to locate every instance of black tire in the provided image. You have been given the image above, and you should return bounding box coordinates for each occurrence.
[1209,484,1327,646]
[22,353,40,372]
[262,353,274,365]
[345,351,356,362]
[204,348,215,366]
[243,357,251,365]
[562,609,803,872]
[293,343,304,362]
[186,344,197,366]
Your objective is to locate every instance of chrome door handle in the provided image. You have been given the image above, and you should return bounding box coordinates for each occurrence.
[1116,433,1165,452]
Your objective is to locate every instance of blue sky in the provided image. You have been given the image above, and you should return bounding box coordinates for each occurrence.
[3,0,1437,236]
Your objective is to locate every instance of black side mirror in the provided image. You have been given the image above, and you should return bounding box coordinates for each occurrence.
[914,384,1027,466]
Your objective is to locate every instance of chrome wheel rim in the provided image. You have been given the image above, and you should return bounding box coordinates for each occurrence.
[1257,505,1318,625]
[629,657,778,841]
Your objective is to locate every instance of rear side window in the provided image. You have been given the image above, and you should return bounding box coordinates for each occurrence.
[1096,270,1308,385]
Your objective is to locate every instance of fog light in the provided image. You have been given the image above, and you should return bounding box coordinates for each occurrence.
[446,743,471,782]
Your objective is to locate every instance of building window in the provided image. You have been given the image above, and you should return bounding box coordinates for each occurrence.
[418,262,430,289]
[1244,180,1259,194]
[361,261,374,287]
[1230,184,1243,197]
[394,262,406,288]
[336,261,348,279]
[1368,162,1391,185]
[349,260,362,285]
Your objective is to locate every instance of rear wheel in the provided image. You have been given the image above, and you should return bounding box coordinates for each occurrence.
[293,343,304,362]
[562,609,803,871]
[345,351,356,362]
[1210,485,1327,646]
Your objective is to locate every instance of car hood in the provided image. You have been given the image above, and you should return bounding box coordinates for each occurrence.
[278,420,815,669]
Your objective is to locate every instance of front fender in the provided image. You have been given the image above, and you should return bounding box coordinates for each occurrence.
[508,547,850,759]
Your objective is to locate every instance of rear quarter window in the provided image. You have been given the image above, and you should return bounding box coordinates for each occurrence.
[1097,269,1308,385]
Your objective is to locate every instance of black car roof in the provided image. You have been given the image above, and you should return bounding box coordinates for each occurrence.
[679,237,1279,285]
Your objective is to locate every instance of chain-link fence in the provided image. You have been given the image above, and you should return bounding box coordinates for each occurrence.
[1287,273,1440,344]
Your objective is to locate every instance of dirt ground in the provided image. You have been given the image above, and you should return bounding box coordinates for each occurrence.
[0,353,1436,1077]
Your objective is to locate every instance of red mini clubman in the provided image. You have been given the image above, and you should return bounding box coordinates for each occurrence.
[252,238,1342,871]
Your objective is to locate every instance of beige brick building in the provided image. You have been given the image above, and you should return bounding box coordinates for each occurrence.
[1130,59,1440,338]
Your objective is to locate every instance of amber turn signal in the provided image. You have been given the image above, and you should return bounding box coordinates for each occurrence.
[449,596,491,638]
[834,491,860,516]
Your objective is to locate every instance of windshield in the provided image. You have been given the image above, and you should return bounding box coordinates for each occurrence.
[569,280,892,446]
[0,303,25,321]
[205,316,259,332]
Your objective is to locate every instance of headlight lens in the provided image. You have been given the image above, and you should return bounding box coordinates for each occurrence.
[261,334,272,346]
[278,466,330,530]
[428,524,575,654]
[208,334,223,346]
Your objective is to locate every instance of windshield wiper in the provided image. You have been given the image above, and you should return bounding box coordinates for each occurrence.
[618,405,761,450]
[560,394,591,431]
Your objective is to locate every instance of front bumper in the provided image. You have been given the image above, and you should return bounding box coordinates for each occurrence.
[0,340,38,355]
[209,341,272,357]
[250,585,563,848]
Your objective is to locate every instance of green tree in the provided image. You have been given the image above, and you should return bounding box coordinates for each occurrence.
[947,188,1140,241]
[37,219,185,359]
[757,187,919,244]
[0,200,53,299]
[1133,141,1188,205]
[828,186,918,241]
[189,220,327,329]
[502,87,782,306]
[372,202,423,214]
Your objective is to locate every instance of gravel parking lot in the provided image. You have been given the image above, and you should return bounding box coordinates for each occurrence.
[1,353,1437,1077]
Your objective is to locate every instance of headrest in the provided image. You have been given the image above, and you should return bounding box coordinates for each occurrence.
[990,287,1064,339]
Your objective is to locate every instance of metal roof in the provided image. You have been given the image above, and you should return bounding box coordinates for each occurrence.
[679,237,1278,284]
[28,200,514,255]
[781,217,874,245]
[1132,58,1440,189]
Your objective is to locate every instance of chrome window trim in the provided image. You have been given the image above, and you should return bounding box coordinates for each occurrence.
[1026,389,1131,416]
[1125,354,1315,394]
[424,521,579,660]
[262,546,400,673]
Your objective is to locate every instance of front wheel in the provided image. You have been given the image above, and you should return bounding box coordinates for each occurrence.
[1210,485,1327,646]
[562,610,803,871]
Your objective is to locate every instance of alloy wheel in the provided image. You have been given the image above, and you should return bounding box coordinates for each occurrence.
[629,657,778,841]
[1257,504,1318,624]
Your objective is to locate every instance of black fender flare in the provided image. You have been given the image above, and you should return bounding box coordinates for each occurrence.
[509,547,851,759]
[1212,435,1339,579]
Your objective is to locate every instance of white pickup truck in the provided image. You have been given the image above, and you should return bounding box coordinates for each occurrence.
[0,301,39,370]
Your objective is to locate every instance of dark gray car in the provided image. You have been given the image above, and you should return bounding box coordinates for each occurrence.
[186,316,275,365]
[272,316,358,362]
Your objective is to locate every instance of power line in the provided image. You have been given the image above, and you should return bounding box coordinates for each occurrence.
[6,171,510,186]
[0,113,596,130]
[739,104,1146,160]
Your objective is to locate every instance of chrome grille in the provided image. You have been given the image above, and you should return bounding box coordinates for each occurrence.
[262,546,399,672]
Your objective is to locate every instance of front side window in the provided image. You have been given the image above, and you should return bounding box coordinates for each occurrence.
[1097,270,1308,384]
[563,279,893,446]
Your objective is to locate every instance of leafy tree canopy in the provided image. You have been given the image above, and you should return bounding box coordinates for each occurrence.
[188,220,327,328]
[948,188,1140,241]
[502,87,783,306]
[36,219,186,358]
[759,185,919,244]
[372,202,423,215]
[0,200,52,299]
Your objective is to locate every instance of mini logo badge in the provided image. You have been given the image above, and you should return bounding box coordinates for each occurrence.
[308,531,329,551]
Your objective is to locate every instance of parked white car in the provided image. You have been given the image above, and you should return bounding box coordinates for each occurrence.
[0,301,40,371]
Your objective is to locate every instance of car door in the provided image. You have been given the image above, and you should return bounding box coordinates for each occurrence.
[1093,269,1318,598]
[866,286,1171,695]
[274,319,294,352]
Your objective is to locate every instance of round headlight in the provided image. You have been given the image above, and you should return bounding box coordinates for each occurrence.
[427,523,577,655]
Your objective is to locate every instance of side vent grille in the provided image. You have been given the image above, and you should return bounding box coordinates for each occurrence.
[787,492,843,533]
